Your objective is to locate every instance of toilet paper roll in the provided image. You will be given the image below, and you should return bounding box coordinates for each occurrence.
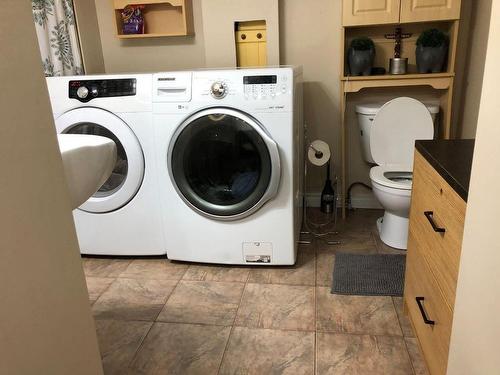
[308,140,331,166]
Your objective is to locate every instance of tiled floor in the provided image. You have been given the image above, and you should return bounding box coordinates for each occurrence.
[83,209,429,375]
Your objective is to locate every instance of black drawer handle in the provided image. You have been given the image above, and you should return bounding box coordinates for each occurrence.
[416,297,435,325]
[424,211,446,233]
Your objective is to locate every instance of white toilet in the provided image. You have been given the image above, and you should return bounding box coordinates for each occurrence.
[355,97,437,249]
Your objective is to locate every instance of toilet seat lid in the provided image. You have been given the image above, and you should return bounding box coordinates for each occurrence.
[370,97,434,169]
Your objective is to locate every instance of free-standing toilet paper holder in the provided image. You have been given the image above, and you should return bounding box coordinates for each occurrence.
[309,142,336,213]
[299,139,340,246]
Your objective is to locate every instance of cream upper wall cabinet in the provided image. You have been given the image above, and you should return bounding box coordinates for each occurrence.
[342,0,401,26]
[400,0,461,23]
[342,0,461,26]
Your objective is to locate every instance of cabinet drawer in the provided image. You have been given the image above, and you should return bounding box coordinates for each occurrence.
[405,233,453,375]
[409,151,466,309]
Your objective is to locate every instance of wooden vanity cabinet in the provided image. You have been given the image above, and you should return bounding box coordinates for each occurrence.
[404,150,466,375]
[342,0,461,26]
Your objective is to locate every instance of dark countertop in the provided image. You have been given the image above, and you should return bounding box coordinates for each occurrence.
[415,139,475,202]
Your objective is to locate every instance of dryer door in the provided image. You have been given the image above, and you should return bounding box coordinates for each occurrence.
[55,107,145,213]
[169,107,280,220]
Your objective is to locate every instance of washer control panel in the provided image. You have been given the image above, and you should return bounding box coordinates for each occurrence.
[243,74,287,100]
[190,69,293,111]
[69,78,136,102]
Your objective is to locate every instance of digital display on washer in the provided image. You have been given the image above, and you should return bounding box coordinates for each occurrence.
[243,75,277,85]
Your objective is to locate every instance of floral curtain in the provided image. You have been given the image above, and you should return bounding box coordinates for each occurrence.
[31,0,84,77]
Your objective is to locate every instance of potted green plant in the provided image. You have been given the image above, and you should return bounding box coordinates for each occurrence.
[348,37,375,76]
[416,29,449,73]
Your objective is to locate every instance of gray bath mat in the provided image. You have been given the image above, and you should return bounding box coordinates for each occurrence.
[331,253,406,296]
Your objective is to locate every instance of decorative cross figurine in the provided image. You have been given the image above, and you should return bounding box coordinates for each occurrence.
[384,27,412,58]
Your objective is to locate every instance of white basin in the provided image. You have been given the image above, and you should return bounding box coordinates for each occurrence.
[57,134,117,209]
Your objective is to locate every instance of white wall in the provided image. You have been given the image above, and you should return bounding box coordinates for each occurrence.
[200,0,279,67]
[95,0,279,72]
[454,0,492,139]
[278,0,342,196]
[95,0,207,72]
[73,0,105,74]
[0,2,103,374]
[447,1,500,373]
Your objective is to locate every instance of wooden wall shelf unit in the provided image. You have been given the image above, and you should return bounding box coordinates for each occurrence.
[339,0,462,219]
[113,0,194,39]
[341,72,454,92]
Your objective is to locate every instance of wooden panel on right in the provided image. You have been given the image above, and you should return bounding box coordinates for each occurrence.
[404,147,467,374]
[400,0,461,23]
[409,151,466,309]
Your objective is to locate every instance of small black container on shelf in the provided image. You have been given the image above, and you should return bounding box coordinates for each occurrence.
[416,28,449,73]
[348,37,375,76]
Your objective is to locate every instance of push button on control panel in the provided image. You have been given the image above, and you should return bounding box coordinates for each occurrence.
[244,83,279,99]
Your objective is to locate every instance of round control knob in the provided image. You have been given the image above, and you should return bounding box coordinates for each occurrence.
[76,86,89,99]
[90,86,99,97]
[210,81,227,99]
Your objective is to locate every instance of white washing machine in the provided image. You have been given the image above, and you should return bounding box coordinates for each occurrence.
[46,74,165,255]
[153,67,303,265]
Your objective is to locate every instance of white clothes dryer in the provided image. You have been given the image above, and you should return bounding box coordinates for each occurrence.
[46,74,165,255]
[152,67,303,265]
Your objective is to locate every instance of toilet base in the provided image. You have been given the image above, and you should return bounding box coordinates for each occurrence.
[376,212,409,250]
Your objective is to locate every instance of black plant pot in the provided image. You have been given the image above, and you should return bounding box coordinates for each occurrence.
[416,45,448,73]
[348,48,375,76]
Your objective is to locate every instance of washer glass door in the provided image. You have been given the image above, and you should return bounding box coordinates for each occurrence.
[169,108,280,220]
[55,107,145,213]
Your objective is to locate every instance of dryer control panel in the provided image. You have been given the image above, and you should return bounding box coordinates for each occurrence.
[69,79,136,103]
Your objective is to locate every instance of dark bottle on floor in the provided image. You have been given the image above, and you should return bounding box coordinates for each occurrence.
[321,162,335,214]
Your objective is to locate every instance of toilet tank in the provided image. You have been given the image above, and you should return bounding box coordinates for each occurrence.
[355,101,439,164]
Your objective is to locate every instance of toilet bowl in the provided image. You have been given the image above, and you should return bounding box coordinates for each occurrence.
[356,97,435,249]
[370,166,412,249]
